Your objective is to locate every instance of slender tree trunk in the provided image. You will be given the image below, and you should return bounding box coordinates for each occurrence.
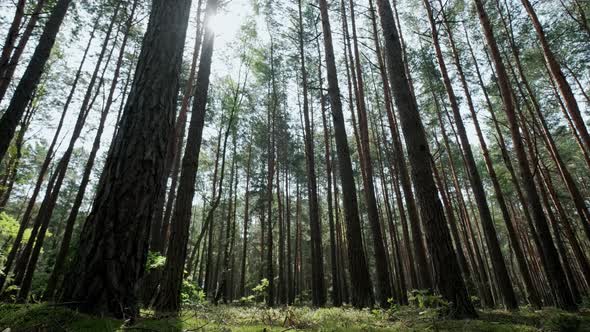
[277,163,286,305]
[539,163,590,289]
[297,0,326,306]
[473,0,577,311]
[0,0,73,161]
[434,99,494,308]
[286,166,293,304]
[439,10,541,307]
[0,19,97,291]
[320,79,342,307]
[423,0,516,309]
[239,143,253,298]
[215,140,237,304]
[347,0,393,307]
[0,0,27,100]
[0,0,47,103]
[520,0,590,157]
[16,7,121,301]
[0,104,33,211]
[318,0,374,308]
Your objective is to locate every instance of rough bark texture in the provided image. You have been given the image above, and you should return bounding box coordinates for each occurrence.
[375,0,476,318]
[43,1,137,300]
[60,0,192,318]
[154,0,217,313]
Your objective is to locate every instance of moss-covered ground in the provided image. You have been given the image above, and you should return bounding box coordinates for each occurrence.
[1,303,589,331]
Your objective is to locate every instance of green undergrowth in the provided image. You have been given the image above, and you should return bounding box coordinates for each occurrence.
[1,303,589,331]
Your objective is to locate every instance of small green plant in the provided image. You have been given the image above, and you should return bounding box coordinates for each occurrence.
[252,278,269,303]
[385,297,401,321]
[146,251,166,271]
[181,279,205,306]
[238,295,256,306]
[408,289,450,317]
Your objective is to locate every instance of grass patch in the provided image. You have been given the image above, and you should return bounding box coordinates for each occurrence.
[0,303,589,331]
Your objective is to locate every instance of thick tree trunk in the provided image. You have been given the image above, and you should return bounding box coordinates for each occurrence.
[375,0,475,318]
[369,0,430,290]
[153,0,218,311]
[43,1,137,300]
[60,0,192,318]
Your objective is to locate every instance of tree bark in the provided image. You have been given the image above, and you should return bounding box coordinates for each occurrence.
[473,0,577,311]
[239,143,253,298]
[153,0,218,311]
[0,0,72,161]
[318,0,374,308]
[520,0,590,157]
[375,0,476,318]
[0,0,47,103]
[297,0,326,306]
[60,0,192,318]
[43,1,137,301]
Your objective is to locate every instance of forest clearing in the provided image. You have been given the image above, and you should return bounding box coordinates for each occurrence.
[0,0,590,330]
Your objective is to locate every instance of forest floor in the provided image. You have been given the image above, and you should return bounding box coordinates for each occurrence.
[1,303,590,331]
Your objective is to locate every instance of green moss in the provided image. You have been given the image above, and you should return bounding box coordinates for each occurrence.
[0,303,120,331]
[1,303,589,331]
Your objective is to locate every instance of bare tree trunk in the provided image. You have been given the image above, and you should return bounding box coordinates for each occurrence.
[318,0,374,308]
[0,18,97,291]
[0,0,72,161]
[375,0,475,317]
[0,0,47,103]
[520,0,590,156]
[297,0,326,306]
[320,78,341,307]
[438,2,540,307]
[473,0,577,311]
[239,143,253,298]
[60,0,193,318]
[0,0,27,99]
[153,0,218,309]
